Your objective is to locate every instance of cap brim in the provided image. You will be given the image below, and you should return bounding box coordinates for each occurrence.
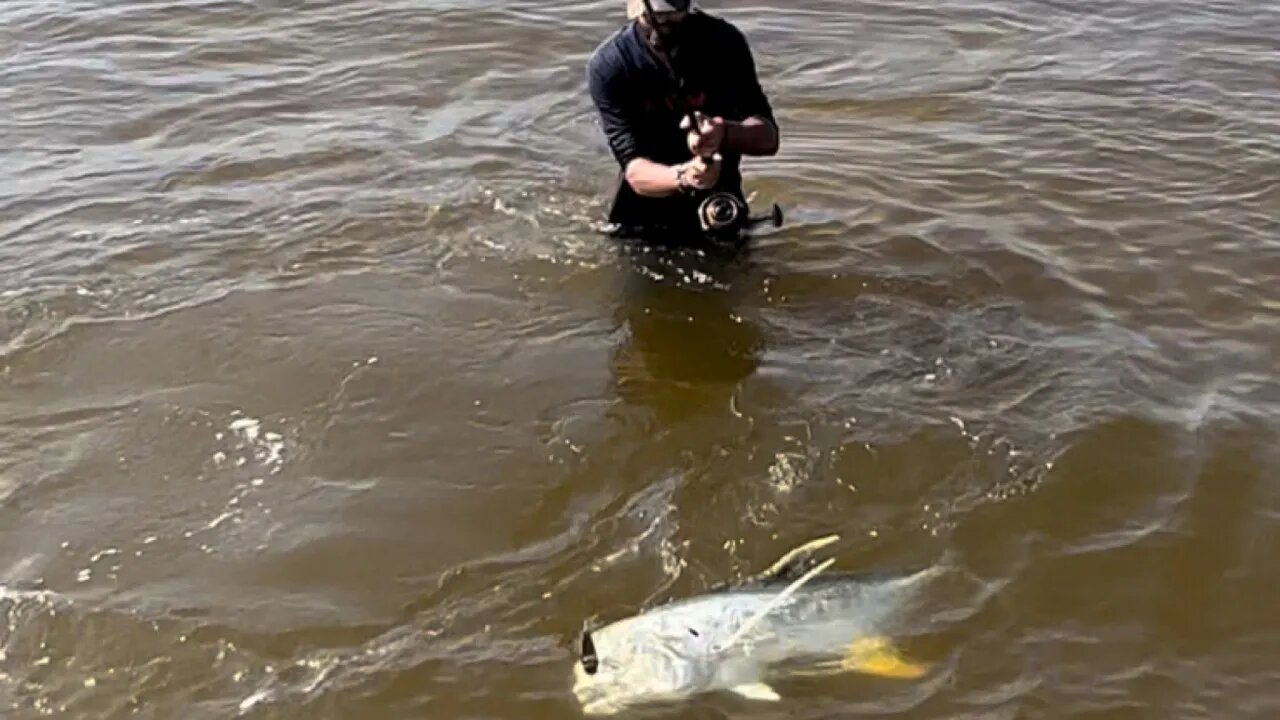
[627,0,697,19]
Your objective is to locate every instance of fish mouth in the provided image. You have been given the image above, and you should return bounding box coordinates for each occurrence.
[571,685,623,717]
[570,669,613,716]
[571,672,640,717]
[573,676,674,717]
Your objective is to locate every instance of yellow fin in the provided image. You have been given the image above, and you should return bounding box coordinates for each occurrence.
[842,637,928,679]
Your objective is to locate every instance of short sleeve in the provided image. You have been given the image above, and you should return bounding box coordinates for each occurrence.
[587,48,641,168]
[724,26,776,129]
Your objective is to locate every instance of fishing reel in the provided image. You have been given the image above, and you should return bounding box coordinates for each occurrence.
[696,192,785,236]
[697,192,746,233]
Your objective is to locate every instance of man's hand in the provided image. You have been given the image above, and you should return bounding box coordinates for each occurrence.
[678,154,721,192]
[622,154,721,198]
[682,111,726,159]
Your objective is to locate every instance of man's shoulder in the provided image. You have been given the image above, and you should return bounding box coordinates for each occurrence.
[586,22,639,81]
[693,12,750,46]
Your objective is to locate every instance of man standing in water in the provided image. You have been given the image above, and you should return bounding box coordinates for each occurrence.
[586,0,780,239]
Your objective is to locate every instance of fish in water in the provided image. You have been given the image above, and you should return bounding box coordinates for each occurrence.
[571,534,942,716]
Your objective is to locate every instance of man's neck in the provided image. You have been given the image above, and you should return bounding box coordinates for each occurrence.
[634,19,675,73]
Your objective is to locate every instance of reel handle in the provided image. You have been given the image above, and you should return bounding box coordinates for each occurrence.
[747,203,784,229]
[696,194,785,234]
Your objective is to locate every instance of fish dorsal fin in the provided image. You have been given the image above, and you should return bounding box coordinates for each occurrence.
[753,534,841,585]
[711,536,842,653]
[716,556,836,653]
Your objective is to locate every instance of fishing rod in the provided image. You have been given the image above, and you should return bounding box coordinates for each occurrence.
[638,0,783,237]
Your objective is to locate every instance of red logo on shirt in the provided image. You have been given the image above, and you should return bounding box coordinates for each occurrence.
[644,90,706,115]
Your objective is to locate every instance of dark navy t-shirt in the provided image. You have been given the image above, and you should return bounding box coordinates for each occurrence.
[586,12,776,233]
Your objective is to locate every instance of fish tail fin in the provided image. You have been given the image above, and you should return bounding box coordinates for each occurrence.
[841,636,929,679]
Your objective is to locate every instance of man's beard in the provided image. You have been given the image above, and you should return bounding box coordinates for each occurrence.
[645,20,693,71]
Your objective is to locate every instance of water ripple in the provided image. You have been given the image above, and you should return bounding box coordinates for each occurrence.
[2,0,1279,717]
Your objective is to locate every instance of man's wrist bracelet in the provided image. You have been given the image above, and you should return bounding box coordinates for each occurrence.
[675,164,693,194]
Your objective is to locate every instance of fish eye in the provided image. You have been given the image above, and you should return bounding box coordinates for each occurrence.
[580,631,599,675]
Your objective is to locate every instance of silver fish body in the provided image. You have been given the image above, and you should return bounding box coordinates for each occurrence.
[572,542,942,716]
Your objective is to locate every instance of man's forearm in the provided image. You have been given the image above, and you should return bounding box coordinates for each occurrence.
[625,157,682,197]
[724,116,779,156]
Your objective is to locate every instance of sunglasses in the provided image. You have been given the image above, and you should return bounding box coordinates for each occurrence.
[644,0,694,14]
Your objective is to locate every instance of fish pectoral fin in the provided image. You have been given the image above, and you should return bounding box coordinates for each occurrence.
[842,637,929,679]
[785,660,845,678]
[729,682,781,702]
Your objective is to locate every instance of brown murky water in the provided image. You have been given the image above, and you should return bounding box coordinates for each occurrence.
[3,0,1279,717]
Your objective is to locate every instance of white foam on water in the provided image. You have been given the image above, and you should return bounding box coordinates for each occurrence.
[225,414,289,475]
[237,688,272,715]
[228,419,260,449]
[0,585,57,606]
[168,413,294,557]
[232,652,340,716]
[767,452,806,494]
[87,548,119,564]
[206,510,237,530]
